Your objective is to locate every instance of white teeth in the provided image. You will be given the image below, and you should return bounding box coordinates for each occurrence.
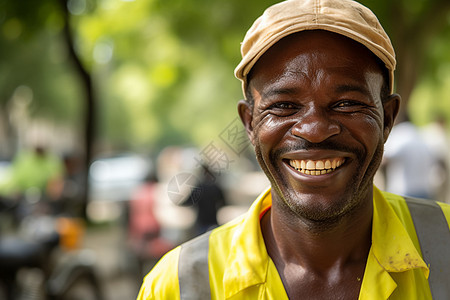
[306,161,315,169]
[289,158,345,176]
[316,161,324,170]
[292,160,298,169]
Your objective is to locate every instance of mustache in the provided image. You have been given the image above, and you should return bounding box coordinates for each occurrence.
[271,139,364,159]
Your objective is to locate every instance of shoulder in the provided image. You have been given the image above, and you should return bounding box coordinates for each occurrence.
[180,216,244,270]
[137,246,182,300]
[382,190,450,227]
[436,201,450,225]
[380,191,414,223]
[137,215,245,300]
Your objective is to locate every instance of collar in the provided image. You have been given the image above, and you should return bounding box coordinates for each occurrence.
[371,186,428,275]
[222,186,429,298]
[358,187,429,298]
[223,187,272,298]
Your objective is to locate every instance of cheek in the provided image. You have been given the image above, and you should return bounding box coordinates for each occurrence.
[253,116,293,151]
[349,117,384,159]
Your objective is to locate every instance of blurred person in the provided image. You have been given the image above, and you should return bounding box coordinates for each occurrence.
[0,146,64,218]
[383,115,439,199]
[183,164,226,236]
[56,153,85,216]
[420,115,449,203]
[128,172,173,275]
[138,1,450,299]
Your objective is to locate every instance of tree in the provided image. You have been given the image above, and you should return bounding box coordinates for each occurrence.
[2,0,450,218]
[0,0,94,218]
[361,0,450,121]
[58,0,95,218]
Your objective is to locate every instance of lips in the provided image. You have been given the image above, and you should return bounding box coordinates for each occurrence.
[289,158,345,175]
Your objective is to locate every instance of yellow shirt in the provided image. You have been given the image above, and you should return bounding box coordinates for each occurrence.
[137,186,450,299]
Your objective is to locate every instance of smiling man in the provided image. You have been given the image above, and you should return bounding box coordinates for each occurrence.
[137,1,450,299]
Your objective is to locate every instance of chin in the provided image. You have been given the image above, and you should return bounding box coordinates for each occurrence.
[272,173,372,227]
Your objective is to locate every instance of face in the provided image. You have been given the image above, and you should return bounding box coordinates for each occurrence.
[239,31,399,223]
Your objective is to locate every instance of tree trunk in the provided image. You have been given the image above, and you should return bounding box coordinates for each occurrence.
[392,35,422,123]
[59,0,95,219]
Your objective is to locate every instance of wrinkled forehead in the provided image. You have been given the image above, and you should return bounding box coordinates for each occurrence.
[247,30,387,90]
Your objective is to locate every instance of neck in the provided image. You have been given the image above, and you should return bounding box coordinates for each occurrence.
[261,191,373,275]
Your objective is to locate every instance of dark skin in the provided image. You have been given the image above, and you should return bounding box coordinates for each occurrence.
[238,31,400,299]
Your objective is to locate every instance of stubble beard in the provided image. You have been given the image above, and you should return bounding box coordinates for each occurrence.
[254,139,384,231]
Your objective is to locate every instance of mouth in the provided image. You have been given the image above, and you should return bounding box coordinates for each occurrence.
[288,158,345,176]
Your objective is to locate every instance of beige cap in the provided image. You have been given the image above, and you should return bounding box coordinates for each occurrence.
[235,0,396,97]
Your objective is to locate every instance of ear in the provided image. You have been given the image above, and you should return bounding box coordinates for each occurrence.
[238,99,255,145]
[382,93,401,143]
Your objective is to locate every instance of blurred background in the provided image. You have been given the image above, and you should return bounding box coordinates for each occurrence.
[0,0,450,299]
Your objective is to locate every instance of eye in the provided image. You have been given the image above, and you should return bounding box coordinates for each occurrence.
[267,102,298,116]
[336,100,360,107]
[272,102,296,109]
[333,100,368,112]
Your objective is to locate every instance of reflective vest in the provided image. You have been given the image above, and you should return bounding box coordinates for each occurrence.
[178,197,450,299]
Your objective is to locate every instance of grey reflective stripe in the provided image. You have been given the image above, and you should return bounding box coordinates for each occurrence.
[178,231,212,300]
[405,197,450,299]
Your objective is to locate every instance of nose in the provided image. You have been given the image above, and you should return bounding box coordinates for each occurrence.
[290,108,341,143]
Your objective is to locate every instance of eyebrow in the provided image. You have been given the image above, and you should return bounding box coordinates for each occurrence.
[262,84,370,100]
[334,84,370,96]
[261,87,299,99]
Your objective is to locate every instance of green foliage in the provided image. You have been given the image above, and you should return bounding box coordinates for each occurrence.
[0,0,82,126]
[71,0,278,150]
[2,0,450,154]
[361,0,450,125]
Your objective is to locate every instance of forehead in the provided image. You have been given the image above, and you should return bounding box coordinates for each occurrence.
[248,30,384,92]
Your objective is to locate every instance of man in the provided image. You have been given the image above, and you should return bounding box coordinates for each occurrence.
[383,115,437,199]
[137,0,450,299]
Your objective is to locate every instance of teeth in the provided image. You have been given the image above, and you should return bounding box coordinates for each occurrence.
[289,158,345,176]
[316,161,324,170]
[306,161,315,169]
[291,160,298,169]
